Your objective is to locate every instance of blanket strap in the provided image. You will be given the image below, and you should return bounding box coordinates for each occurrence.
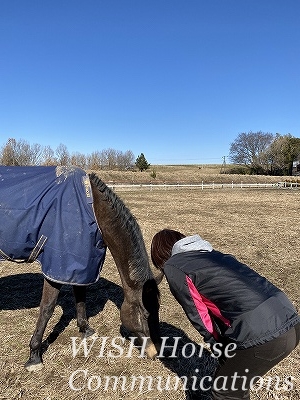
[0,235,48,263]
[0,248,26,263]
[27,235,48,262]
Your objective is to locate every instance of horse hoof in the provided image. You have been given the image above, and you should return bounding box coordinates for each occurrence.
[81,326,96,338]
[82,331,98,340]
[25,362,44,372]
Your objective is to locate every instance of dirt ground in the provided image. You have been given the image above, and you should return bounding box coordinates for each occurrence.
[0,186,299,399]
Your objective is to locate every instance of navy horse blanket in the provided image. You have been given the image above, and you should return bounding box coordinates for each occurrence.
[0,166,106,285]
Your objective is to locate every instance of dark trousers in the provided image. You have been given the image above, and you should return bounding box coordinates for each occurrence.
[211,323,300,400]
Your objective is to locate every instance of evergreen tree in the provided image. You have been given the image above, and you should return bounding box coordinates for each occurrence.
[135,153,150,171]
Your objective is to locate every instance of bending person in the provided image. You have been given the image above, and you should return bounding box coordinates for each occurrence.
[151,229,300,400]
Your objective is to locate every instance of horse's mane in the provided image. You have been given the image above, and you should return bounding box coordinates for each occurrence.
[89,173,154,283]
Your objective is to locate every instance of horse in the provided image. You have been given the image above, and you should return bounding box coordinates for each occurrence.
[0,166,160,372]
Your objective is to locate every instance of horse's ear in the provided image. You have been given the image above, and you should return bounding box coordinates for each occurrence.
[154,271,164,285]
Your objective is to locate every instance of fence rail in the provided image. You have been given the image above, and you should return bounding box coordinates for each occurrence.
[108,181,299,191]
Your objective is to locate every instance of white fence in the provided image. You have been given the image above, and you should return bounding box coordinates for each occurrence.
[108,181,299,191]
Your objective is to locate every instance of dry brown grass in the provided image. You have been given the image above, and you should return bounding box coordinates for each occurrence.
[90,164,300,185]
[0,177,299,399]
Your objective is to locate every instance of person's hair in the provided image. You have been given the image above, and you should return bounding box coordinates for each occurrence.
[151,229,186,270]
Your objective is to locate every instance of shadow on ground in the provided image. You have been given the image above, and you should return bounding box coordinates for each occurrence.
[0,273,217,399]
[0,273,124,350]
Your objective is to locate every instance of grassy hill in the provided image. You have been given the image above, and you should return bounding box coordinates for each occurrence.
[89,164,299,184]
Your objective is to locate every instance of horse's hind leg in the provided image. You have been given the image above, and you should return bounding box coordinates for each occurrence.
[25,279,61,372]
[73,286,95,338]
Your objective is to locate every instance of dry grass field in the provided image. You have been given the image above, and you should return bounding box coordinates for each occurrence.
[90,164,300,185]
[0,168,299,399]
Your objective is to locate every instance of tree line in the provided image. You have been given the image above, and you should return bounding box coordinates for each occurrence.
[229,132,300,175]
[1,133,299,175]
[0,138,151,171]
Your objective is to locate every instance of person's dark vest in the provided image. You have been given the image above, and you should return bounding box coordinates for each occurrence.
[164,250,299,348]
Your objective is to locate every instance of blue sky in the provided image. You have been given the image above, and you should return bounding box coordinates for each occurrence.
[1,1,300,165]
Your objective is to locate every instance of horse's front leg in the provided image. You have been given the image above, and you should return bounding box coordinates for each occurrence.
[73,285,95,338]
[25,279,61,372]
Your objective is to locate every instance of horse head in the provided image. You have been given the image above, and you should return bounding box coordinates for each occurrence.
[120,278,160,359]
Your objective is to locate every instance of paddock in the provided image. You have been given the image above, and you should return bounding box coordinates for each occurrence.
[0,188,299,400]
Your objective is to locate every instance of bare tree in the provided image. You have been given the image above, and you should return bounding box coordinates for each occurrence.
[118,150,135,170]
[1,138,18,165]
[70,152,87,169]
[29,143,43,165]
[42,145,56,165]
[105,148,118,170]
[14,139,31,165]
[0,138,43,166]
[229,131,274,174]
[55,143,70,166]
[87,151,103,170]
[0,138,137,171]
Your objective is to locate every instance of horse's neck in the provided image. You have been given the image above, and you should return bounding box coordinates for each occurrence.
[91,182,150,289]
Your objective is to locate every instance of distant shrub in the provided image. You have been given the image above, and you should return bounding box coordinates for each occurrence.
[225,166,250,175]
[150,170,157,179]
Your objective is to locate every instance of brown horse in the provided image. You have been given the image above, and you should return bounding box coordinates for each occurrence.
[0,168,160,371]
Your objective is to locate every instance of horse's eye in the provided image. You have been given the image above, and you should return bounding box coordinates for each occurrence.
[143,310,150,320]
